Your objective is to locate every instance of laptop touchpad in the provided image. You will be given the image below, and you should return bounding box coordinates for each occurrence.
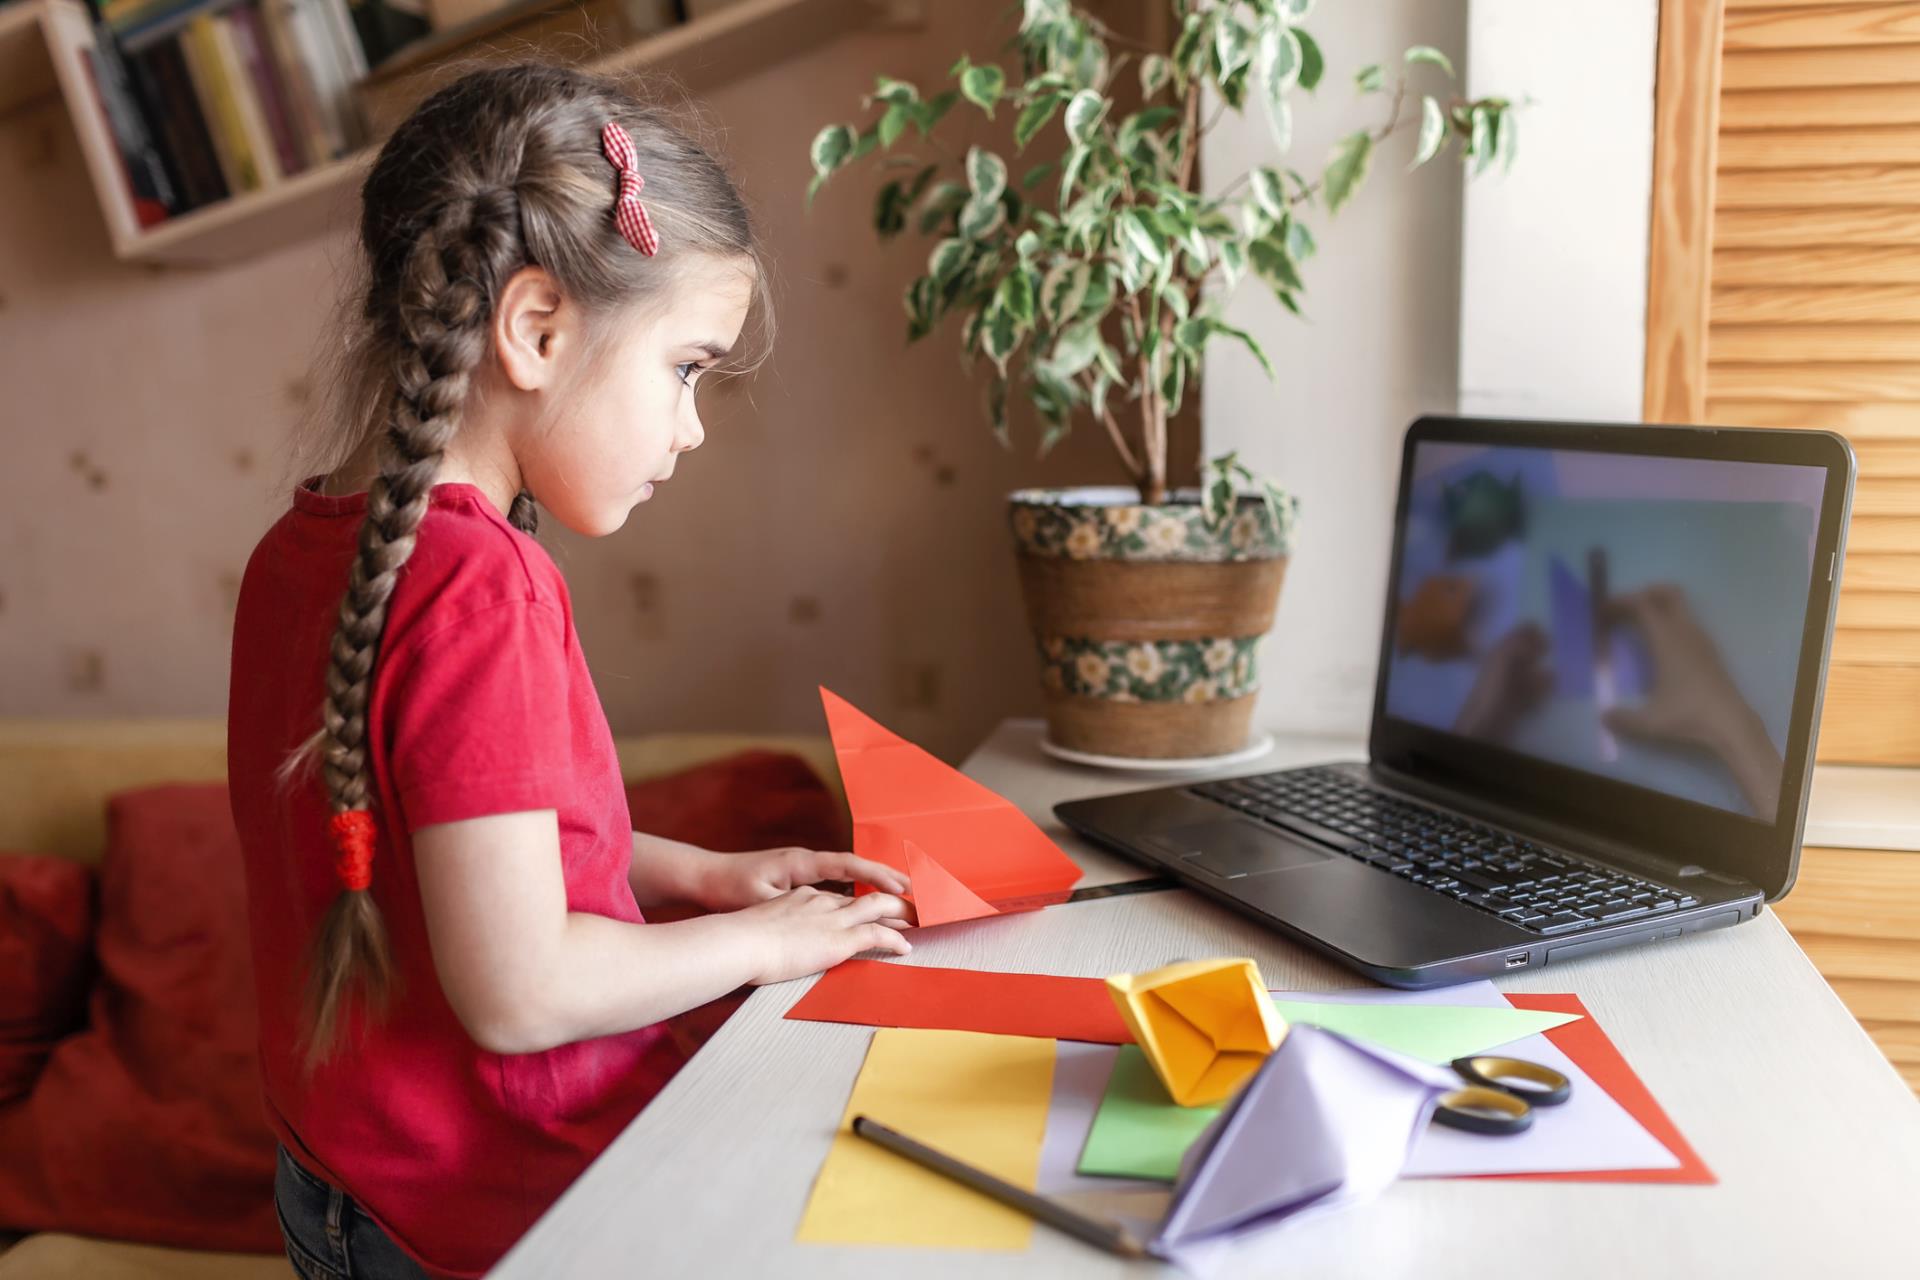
[1152,820,1335,879]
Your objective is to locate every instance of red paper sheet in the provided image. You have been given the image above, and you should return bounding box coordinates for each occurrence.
[1499,993,1715,1184]
[787,959,1129,1043]
[786,962,1712,1184]
[821,688,1081,926]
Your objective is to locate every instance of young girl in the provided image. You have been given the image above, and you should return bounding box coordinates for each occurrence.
[227,65,912,1280]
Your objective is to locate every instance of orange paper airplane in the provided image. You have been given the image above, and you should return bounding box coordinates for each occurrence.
[821,687,1082,927]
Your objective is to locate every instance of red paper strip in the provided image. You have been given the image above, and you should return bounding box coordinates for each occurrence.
[786,959,1127,1044]
[1499,993,1715,1185]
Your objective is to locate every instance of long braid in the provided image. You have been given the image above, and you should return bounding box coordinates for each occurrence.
[304,188,523,1063]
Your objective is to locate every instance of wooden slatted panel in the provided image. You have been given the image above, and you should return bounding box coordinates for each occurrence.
[1706,0,1920,764]
[1772,845,1920,1096]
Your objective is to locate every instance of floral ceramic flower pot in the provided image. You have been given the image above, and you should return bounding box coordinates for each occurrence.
[1009,486,1299,759]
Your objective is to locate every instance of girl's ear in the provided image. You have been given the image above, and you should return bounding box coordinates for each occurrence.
[493,266,574,392]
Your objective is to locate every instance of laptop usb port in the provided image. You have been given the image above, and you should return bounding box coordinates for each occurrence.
[1504,952,1530,969]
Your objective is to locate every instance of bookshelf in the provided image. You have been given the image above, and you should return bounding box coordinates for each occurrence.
[16,0,913,266]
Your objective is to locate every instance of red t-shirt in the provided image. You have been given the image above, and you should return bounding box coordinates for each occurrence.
[227,480,685,1277]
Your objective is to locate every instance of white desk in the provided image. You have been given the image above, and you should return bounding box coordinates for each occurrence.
[494,722,1920,1278]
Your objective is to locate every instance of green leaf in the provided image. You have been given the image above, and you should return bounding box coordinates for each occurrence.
[1411,94,1445,169]
[809,124,854,176]
[928,237,969,285]
[1404,45,1455,78]
[982,304,1021,371]
[998,269,1036,325]
[1174,316,1209,355]
[1022,161,1056,191]
[1296,28,1324,91]
[1041,260,1091,324]
[1499,105,1519,172]
[1049,322,1102,378]
[1171,10,1209,74]
[873,180,907,237]
[1470,104,1492,174]
[1205,466,1234,530]
[1213,319,1275,380]
[917,181,969,234]
[905,163,937,205]
[961,64,1007,117]
[1162,350,1188,416]
[1213,16,1252,81]
[987,372,1010,448]
[904,276,937,340]
[914,89,959,137]
[966,146,1008,203]
[1261,480,1297,541]
[1249,235,1304,292]
[1324,130,1372,213]
[850,126,880,162]
[1014,229,1041,261]
[806,172,828,207]
[1251,166,1287,220]
[1064,89,1106,145]
[958,193,1006,239]
[1218,238,1246,291]
[1059,143,1092,205]
[1014,92,1063,150]
[1284,214,1315,261]
[1261,24,1301,96]
[949,53,972,79]
[877,101,912,148]
[870,76,919,106]
[1355,63,1384,94]
[1140,53,1173,98]
[1118,208,1166,266]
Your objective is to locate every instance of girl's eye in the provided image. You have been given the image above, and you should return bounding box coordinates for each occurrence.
[675,362,703,387]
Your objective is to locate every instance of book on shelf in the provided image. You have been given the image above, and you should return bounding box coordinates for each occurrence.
[79,0,373,224]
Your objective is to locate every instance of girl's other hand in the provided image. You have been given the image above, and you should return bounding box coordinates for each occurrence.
[699,846,911,912]
[740,887,912,985]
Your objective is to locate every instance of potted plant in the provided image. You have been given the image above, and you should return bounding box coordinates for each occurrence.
[807,0,1517,760]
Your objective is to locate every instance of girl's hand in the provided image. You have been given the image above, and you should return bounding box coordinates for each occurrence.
[740,887,913,985]
[698,846,911,913]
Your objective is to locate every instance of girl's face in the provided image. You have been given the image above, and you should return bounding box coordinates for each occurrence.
[518,258,756,537]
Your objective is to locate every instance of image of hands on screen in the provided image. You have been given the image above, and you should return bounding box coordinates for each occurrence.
[1386,444,1825,820]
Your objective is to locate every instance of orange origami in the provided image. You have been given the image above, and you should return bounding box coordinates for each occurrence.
[820,687,1082,927]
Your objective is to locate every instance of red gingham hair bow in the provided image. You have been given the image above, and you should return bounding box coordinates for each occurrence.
[600,122,660,257]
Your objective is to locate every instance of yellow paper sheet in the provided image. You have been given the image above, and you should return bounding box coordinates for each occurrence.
[795,1028,1057,1249]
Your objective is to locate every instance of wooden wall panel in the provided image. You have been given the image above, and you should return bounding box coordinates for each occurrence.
[1657,0,1920,767]
[1773,845,1920,1095]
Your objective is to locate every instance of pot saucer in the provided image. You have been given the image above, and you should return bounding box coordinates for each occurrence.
[1038,732,1276,774]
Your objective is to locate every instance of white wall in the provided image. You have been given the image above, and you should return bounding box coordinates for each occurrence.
[1456,0,1658,422]
[1201,0,1469,738]
[1203,0,1660,742]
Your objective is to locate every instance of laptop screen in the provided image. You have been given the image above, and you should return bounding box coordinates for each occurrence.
[1380,438,1830,823]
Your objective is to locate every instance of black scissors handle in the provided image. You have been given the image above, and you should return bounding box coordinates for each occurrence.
[1432,1055,1572,1136]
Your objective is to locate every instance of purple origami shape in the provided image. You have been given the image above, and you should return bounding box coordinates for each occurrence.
[1152,1025,1457,1263]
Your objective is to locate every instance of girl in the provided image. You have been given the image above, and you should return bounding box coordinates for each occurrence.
[227,65,912,1280]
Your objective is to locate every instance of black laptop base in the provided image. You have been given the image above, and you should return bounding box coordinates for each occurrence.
[1055,763,1762,989]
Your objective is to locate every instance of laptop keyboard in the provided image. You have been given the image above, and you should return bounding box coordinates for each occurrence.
[1189,767,1698,936]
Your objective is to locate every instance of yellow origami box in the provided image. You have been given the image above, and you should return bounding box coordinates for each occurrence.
[1106,958,1289,1107]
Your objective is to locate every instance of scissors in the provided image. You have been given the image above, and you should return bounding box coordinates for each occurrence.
[1431,1055,1572,1136]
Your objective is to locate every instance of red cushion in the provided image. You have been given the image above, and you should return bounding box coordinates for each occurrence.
[0,854,95,1103]
[625,749,848,856]
[0,785,279,1252]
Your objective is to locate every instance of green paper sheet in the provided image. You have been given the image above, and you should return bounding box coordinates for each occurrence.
[1268,1000,1580,1066]
[1076,1001,1583,1182]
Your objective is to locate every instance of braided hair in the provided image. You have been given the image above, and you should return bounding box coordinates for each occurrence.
[288,64,763,1063]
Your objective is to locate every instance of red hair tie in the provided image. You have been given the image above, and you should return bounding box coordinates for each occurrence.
[328,810,376,893]
[600,122,660,257]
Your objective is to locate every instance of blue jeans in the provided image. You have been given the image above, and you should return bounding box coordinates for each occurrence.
[274,1145,428,1280]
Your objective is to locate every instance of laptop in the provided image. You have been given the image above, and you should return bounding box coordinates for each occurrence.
[1055,416,1856,988]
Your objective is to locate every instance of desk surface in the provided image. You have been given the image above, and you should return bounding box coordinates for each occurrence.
[494,722,1920,1278]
